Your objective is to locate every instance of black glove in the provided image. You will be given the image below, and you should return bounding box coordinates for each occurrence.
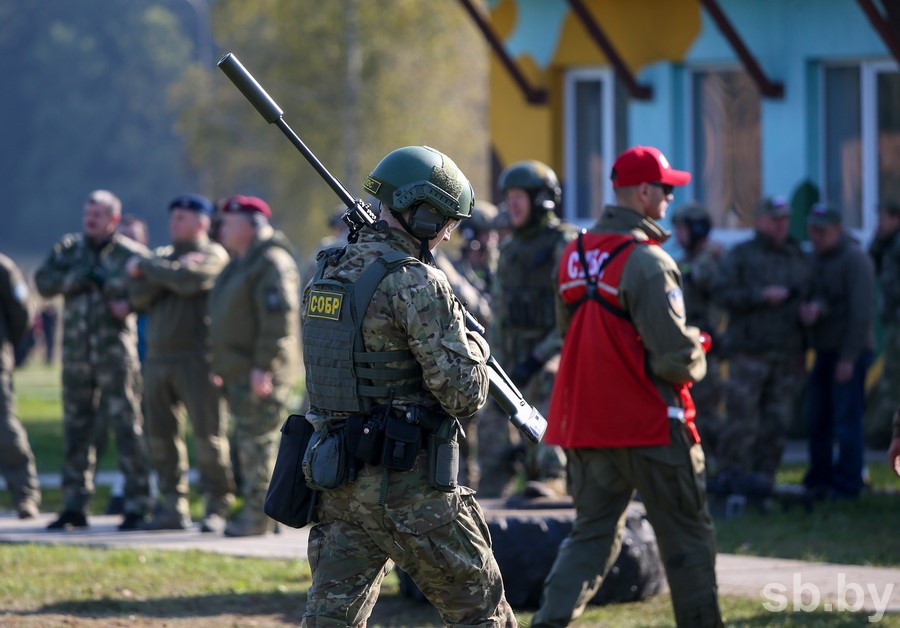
[510,354,543,387]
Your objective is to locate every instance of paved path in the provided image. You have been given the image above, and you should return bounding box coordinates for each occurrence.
[1,510,898,619]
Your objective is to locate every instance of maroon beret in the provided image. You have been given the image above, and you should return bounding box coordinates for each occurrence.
[221,195,272,219]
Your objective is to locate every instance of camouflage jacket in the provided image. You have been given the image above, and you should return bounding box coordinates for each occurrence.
[868,229,900,324]
[34,232,149,366]
[712,232,811,357]
[490,215,577,366]
[208,228,300,385]
[0,252,33,372]
[302,226,490,421]
[677,242,724,336]
[807,234,875,360]
[128,234,229,359]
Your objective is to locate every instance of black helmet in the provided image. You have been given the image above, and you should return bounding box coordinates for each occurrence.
[498,160,561,213]
[672,203,712,243]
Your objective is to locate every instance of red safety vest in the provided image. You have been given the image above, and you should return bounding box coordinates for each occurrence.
[547,232,697,448]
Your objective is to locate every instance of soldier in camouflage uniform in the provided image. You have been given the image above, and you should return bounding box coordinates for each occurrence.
[867,201,900,448]
[672,205,725,465]
[208,195,300,537]
[710,196,811,498]
[481,161,576,498]
[35,189,154,531]
[127,194,235,532]
[0,252,41,518]
[301,146,516,627]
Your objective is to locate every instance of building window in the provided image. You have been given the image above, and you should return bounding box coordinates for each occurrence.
[689,68,761,228]
[563,69,627,225]
[823,61,899,236]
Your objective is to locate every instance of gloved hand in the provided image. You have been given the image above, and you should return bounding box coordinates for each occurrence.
[510,354,543,387]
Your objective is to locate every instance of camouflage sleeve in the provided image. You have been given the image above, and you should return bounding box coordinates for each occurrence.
[138,243,228,298]
[389,266,490,419]
[621,248,706,385]
[712,244,765,313]
[252,248,300,372]
[34,235,94,298]
[840,249,876,362]
[0,257,33,345]
[530,231,576,363]
[690,246,721,293]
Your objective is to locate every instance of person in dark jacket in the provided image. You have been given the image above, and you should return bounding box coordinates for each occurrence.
[801,204,875,499]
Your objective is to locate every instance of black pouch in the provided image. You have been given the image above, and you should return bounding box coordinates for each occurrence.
[264,414,318,528]
[354,415,385,465]
[381,411,421,471]
[427,431,459,493]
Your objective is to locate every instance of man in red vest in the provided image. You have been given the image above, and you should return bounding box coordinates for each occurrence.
[531,146,723,628]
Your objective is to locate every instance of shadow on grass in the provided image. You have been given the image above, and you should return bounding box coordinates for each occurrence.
[26,590,444,626]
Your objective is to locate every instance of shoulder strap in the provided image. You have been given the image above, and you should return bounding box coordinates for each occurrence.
[573,232,639,320]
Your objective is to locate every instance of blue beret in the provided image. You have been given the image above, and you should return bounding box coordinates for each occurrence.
[169,194,214,216]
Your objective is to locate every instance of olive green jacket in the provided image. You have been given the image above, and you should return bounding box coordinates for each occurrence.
[128,234,229,359]
[208,228,300,385]
[556,205,706,407]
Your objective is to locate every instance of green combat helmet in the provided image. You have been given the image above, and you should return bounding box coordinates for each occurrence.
[498,160,562,213]
[671,203,712,243]
[363,146,475,220]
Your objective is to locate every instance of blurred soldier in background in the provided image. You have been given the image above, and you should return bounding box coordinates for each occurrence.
[0,252,40,518]
[801,204,875,500]
[482,160,576,497]
[127,194,235,532]
[671,204,725,465]
[709,196,810,499]
[456,200,500,300]
[209,195,300,537]
[35,189,154,531]
[867,200,900,449]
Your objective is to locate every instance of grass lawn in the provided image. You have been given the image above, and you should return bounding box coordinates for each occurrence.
[4,362,899,626]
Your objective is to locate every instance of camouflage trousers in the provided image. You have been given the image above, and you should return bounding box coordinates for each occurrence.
[0,368,40,509]
[222,381,287,525]
[532,422,722,628]
[477,358,566,498]
[302,451,516,627]
[144,355,235,517]
[60,360,152,514]
[716,353,804,480]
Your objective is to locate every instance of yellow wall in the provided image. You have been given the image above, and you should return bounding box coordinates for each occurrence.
[489,0,701,174]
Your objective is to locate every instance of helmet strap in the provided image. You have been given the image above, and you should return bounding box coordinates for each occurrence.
[391,208,440,263]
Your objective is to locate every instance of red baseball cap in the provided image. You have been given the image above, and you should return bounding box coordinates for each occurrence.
[610,146,691,188]
[221,195,272,219]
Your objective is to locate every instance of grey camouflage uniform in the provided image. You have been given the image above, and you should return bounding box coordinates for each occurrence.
[302,226,516,628]
[712,233,811,488]
[35,232,153,516]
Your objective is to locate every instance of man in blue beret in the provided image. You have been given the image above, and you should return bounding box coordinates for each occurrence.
[126,194,236,531]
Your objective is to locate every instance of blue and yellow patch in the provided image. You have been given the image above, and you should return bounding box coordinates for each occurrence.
[307,290,343,321]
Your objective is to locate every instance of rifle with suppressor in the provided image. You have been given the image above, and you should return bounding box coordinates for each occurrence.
[217,52,547,444]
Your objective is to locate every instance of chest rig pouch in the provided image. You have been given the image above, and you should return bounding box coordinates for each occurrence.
[303,246,423,414]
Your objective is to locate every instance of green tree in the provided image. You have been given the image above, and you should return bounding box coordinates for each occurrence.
[174,0,488,256]
[0,0,199,256]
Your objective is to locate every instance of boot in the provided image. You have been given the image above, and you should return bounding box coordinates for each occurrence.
[47,510,88,531]
[223,511,277,537]
[142,509,192,531]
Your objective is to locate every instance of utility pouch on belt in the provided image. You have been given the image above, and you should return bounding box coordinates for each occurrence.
[354,414,385,466]
[302,422,349,490]
[264,414,318,528]
[427,416,460,493]
[381,411,420,471]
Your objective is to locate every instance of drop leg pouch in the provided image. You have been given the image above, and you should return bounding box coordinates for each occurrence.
[264,414,319,528]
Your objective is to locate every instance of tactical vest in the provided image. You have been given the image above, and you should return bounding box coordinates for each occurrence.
[303,247,423,414]
[496,225,567,361]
